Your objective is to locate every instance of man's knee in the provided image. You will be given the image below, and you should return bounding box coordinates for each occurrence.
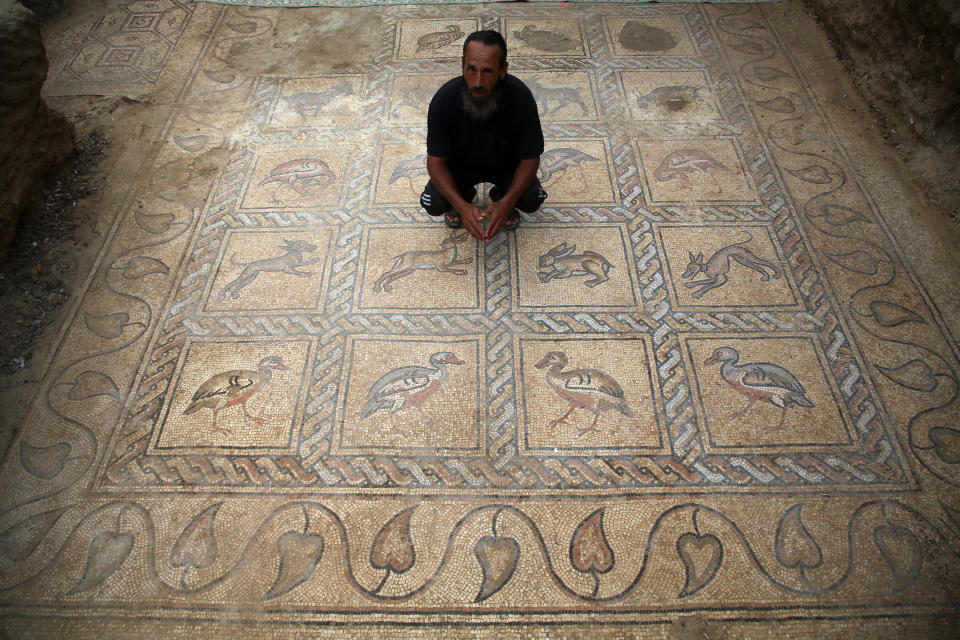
[420,182,449,216]
[515,180,547,213]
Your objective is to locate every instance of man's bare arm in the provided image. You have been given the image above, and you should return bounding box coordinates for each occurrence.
[426,155,484,240]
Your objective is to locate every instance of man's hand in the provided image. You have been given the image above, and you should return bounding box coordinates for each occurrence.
[455,202,486,240]
[427,155,488,240]
[478,199,513,241]
[477,157,538,241]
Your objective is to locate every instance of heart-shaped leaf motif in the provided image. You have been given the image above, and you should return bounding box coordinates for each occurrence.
[677,532,723,597]
[756,96,795,113]
[20,441,71,479]
[170,503,222,570]
[0,507,71,562]
[370,507,415,574]
[173,134,212,153]
[939,499,960,532]
[930,427,960,464]
[68,370,121,401]
[225,21,257,34]
[134,211,175,234]
[775,504,822,569]
[474,535,520,602]
[824,250,879,275]
[265,531,324,600]
[868,300,926,327]
[84,312,129,340]
[753,66,789,82]
[819,204,871,226]
[570,509,614,575]
[69,530,134,594]
[874,524,922,593]
[203,69,236,84]
[787,165,835,184]
[729,41,766,56]
[728,18,764,31]
[121,257,169,279]
[877,359,938,392]
[770,121,821,146]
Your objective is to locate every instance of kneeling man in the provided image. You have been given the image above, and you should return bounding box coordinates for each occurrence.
[420,30,547,241]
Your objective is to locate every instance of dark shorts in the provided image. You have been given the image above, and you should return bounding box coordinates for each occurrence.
[419,168,547,216]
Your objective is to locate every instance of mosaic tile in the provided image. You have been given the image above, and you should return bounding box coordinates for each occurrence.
[504,18,589,58]
[266,75,366,129]
[636,138,756,204]
[394,18,480,60]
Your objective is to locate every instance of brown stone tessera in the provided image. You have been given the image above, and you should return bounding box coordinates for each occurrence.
[2,0,960,637]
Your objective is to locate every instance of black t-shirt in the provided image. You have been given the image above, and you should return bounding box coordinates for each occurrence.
[426,74,544,179]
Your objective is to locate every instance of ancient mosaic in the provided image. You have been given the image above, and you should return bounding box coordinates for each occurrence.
[3,1,959,632]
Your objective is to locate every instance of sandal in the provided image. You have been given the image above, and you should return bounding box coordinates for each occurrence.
[444,211,463,229]
[503,211,520,231]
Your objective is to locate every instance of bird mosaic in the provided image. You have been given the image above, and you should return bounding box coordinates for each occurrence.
[704,346,813,429]
[653,149,728,189]
[535,351,633,436]
[539,147,598,194]
[257,158,336,202]
[416,24,465,53]
[388,154,429,195]
[182,355,289,434]
[360,351,464,433]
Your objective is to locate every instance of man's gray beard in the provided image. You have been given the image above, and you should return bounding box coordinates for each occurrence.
[461,79,505,122]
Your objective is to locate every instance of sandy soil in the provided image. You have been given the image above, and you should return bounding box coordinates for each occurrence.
[804,0,960,224]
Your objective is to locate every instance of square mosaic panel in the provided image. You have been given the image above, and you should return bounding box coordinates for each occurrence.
[516,335,666,455]
[265,75,366,129]
[335,336,484,456]
[151,338,313,455]
[202,228,337,313]
[240,146,352,209]
[683,334,857,453]
[386,73,443,125]
[512,224,639,311]
[620,70,721,122]
[654,223,800,309]
[636,138,757,204]
[394,18,480,60]
[504,18,589,57]
[602,14,699,57]
[356,225,483,312]
[540,138,618,205]
[512,71,601,122]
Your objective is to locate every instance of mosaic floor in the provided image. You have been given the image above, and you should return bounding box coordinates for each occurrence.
[3,0,960,635]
